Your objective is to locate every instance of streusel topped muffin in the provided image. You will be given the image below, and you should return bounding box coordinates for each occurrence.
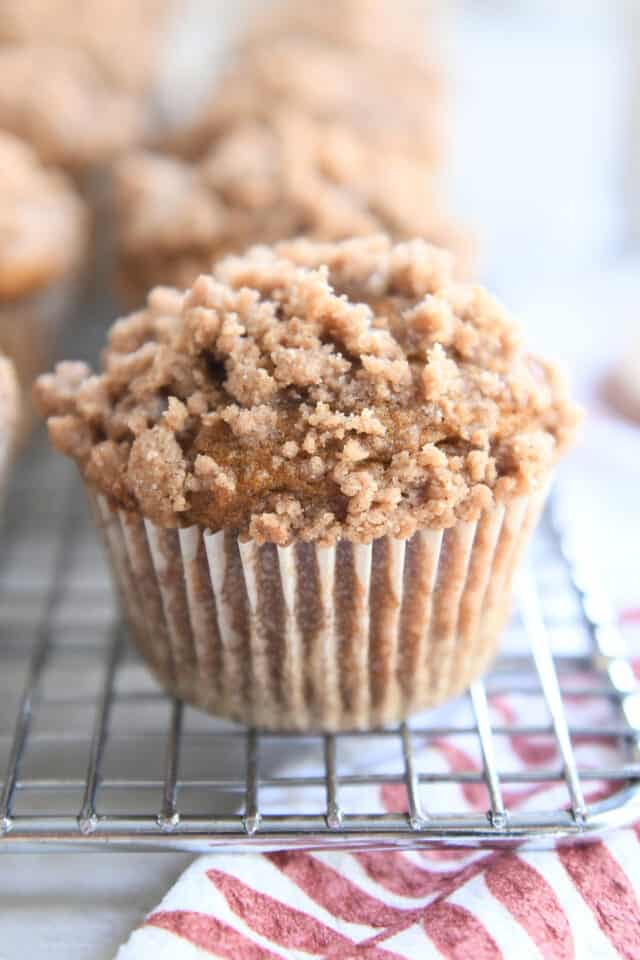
[36,236,579,729]
[169,36,444,167]
[116,112,473,305]
[243,0,437,61]
[38,236,578,545]
[0,0,171,94]
[0,45,145,174]
[0,131,88,440]
[0,131,89,299]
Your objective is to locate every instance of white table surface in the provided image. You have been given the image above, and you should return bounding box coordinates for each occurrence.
[0,854,192,960]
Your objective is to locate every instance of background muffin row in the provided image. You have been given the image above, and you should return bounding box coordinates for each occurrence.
[0,0,469,462]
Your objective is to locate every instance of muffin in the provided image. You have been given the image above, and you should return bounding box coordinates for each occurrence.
[0,132,89,440]
[0,45,146,182]
[116,111,474,306]
[168,35,444,168]
[0,0,171,95]
[0,356,19,504]
[605,337,640,425]
[36,236,579,730]
[242,0,435,61]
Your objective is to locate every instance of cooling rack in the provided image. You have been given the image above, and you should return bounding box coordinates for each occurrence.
[0,434,638,854]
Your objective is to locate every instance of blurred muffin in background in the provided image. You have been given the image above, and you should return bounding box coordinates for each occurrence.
[0,132,89,441]
[242,0,439,62]
[169,34,445,168]
[116,110,474,306]
[605,337,640,425]
[0,0,171,95]
[0,45,146,185]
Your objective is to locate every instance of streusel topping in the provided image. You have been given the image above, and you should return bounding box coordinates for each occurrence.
[0,45,144,171]
[0,132,89,299]
[116,111,473,302]
[37,236,579,544]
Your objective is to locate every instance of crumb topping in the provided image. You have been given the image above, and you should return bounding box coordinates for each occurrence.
[0,45,145,171]
[0,132,89,300]
[37,237,580,544]
[116,111,473,301]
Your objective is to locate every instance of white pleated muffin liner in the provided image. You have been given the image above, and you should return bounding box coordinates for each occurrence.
[91,489,547,731]
[0,433,10,510]
[0,354,17,506]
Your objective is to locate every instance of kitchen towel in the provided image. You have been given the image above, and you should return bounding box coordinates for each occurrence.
[116,693,640,960]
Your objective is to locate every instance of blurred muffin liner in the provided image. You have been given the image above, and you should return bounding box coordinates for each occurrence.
[0,357,18,508]
[90,487,547,731]
[0,276,80,445]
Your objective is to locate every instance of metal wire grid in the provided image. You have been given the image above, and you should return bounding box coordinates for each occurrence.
[0,438,639,853]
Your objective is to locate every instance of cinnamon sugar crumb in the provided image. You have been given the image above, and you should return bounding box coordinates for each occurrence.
[37,236,580,545]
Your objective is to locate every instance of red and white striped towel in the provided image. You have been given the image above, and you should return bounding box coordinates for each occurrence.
[117,829,640,959]
[116,639,640,960]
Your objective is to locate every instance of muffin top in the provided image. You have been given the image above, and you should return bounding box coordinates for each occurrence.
[170,37,443,166]
[0,45,145,171]
[0,132,89,300]
[0,0,170,93]
[0,355,19,453]
[116,112,473,298]
[37,236,579,545]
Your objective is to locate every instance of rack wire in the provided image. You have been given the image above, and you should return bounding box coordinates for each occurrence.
[0,435,638,853]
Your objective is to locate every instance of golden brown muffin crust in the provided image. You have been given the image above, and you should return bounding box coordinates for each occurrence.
[0,132,89,300]
[37,237,579,544]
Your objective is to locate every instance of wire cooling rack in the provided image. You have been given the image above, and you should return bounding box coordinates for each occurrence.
[0,434,638,854]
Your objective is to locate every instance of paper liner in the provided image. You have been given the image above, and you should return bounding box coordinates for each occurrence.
[0,276,79,445]
[0,433,10,509]
[92,491,547,731]
[0,354,18,508]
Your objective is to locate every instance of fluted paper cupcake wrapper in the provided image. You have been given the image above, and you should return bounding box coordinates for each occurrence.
[92,490,547,731]
[0,433,10,510]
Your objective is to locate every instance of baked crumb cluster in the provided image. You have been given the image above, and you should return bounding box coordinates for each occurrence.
[0,132,88,300]
[116,111,472,303]
[37,237,579,545]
